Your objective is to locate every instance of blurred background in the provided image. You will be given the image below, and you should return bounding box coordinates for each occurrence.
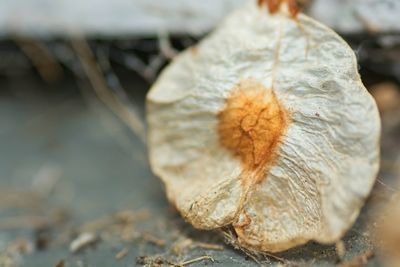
[0,0,399,266]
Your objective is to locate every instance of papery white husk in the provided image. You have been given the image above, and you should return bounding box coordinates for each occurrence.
[146,1,380,252]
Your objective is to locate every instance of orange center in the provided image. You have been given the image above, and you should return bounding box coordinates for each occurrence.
[218,79,289,183]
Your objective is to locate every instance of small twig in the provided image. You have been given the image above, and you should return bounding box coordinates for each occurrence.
[263,252,287,263]
[141,232,166,247]
[143,54,166,81]
[376,178,398,192]
[95,45,138,106]
[158,30,178,60]
[244,252,264,266]
[115,247,129,260]
[70,232,98,253]
[170,238,193,255]
[178,255,214,266]
[194,242,224,251]
[71,38,146,143]
[111,51,150,80]
[15,38,63,83]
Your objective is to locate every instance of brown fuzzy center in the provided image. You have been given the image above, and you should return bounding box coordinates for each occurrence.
[218,79,289,183]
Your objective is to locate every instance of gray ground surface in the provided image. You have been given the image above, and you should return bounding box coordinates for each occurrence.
[0,72,398,266]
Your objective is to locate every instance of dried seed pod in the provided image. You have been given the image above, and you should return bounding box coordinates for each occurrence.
[146,1,380,252]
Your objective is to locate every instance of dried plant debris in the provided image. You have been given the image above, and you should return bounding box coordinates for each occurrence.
[141,232,167,247]
[69,232,98,253]
[147,0,380,253]
[136,254,174,266]
[78,209,148,242]
[171,238,224,256]
[115,247,129,260]
[0,239,33,267]
[71,39,147,143]
[54,259,65,267]
[136,254,214,267]
[178,255,215,266]
[15,38,64,83]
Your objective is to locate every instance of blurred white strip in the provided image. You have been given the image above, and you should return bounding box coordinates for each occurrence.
[309,0,400,34]
[0,0,399,38]
[0,0,247,38]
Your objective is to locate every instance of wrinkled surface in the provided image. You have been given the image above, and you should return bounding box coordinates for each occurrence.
[147,2,380,252]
